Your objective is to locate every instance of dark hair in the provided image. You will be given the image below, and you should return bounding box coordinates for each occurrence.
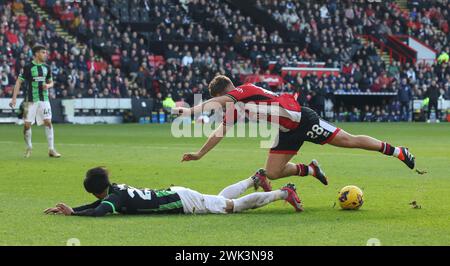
[32,44,47,55]
[84,167,111,194]
[208,75,233,97]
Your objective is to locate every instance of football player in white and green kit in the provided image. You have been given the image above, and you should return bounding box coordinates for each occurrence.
[44,167,304,216]
[9,44,61,158]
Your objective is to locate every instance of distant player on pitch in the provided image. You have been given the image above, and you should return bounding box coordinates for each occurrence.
[174,75,415,191]
[44,166,303,216]
[9,44,61,158]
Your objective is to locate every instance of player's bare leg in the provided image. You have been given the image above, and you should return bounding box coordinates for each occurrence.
[44,119,61,158]
[328,129,415,169]
[23,122,32,158]
[264,153,328,185]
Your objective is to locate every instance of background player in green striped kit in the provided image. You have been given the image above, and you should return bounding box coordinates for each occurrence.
[44,166,303,217]
[9,44,61,158]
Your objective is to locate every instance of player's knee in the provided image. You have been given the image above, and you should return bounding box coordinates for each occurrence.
[24,123,31,130]
[265,169,282,180]
[44,121,52,128]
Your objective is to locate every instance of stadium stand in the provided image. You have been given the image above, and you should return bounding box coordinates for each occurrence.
[0,0,448,122]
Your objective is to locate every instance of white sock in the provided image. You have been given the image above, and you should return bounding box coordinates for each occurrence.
[45,126,54,151]
[393,147,401,158]
[24,128,32,149]
[308,166,315,176]
[232,190,287,213]
[298,164,316,176]
[218,177,254,199]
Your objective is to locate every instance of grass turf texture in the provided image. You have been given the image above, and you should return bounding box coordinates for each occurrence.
[0,123,449,246]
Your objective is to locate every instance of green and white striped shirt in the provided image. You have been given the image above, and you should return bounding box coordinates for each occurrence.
[19,61,52,102]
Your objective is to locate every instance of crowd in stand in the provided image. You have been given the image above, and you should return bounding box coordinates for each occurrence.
[0,0,449,121]
[395,0,449,53]
[335,103,404,122]
[256,0,367,61]
[0,0,132,100]
[256,0,449,120]
[184,0,283,45]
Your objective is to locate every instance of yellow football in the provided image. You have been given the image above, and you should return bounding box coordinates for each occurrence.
[338,185,364,210]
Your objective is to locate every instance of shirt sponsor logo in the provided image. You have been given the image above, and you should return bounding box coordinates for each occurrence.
[33,77,46,82]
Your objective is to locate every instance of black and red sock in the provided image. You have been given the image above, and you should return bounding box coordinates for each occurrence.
[379,142,395,156]
[296,164,309,176]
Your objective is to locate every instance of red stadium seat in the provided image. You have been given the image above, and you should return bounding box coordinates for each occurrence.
[6,31,19,44]
[17,15,28,23]
[111,54,121,68]
[94,60,108,72]
[17,15,28,32]
[152,80,160,93]
[61,12,75,21]
[148,55,165,68]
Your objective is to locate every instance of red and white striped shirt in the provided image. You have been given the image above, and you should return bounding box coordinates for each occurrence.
[224,83,302,132]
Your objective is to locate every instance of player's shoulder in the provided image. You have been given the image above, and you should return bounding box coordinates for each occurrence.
[107,184,126,198]
[111,183,127,194]
[231,83,264,96]
[112,183,127,190]
[237,83,262,91]
[22,62,34,69]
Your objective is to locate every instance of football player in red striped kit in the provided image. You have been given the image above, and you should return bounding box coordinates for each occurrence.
[174,75,415,192]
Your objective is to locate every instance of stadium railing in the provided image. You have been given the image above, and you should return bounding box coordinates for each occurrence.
[358,34,413,65]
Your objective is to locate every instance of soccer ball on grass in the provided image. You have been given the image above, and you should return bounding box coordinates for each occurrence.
[338,185,364,210]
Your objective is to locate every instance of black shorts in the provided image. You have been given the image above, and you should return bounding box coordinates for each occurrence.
[270,107,341,154]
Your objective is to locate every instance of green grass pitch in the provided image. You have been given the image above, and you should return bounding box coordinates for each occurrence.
[0,122,449,246]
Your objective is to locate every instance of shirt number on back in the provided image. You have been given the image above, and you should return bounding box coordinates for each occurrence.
[123,186,152,200]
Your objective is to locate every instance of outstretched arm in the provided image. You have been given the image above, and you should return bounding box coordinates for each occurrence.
[44,201,114,217]
[71,203,113,217]
[174,95,233,116]
[182,123,230,162]
[72,200,102,212]
[44,200,101,214]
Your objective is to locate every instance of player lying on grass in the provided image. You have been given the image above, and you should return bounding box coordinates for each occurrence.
[174,75,416,191]
[43,167,303,217]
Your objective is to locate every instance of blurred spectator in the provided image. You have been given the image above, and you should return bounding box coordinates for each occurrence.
[425,79,441,122]
[398,78,413,121]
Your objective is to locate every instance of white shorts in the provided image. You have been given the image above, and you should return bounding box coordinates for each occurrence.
[24,101,52,126]
[170,186,228,214]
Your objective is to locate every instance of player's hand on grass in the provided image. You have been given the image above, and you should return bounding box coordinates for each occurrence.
[44,207,63,215]
[9,98,16,109]
[56,203,74,216]
[181,152,202,162]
